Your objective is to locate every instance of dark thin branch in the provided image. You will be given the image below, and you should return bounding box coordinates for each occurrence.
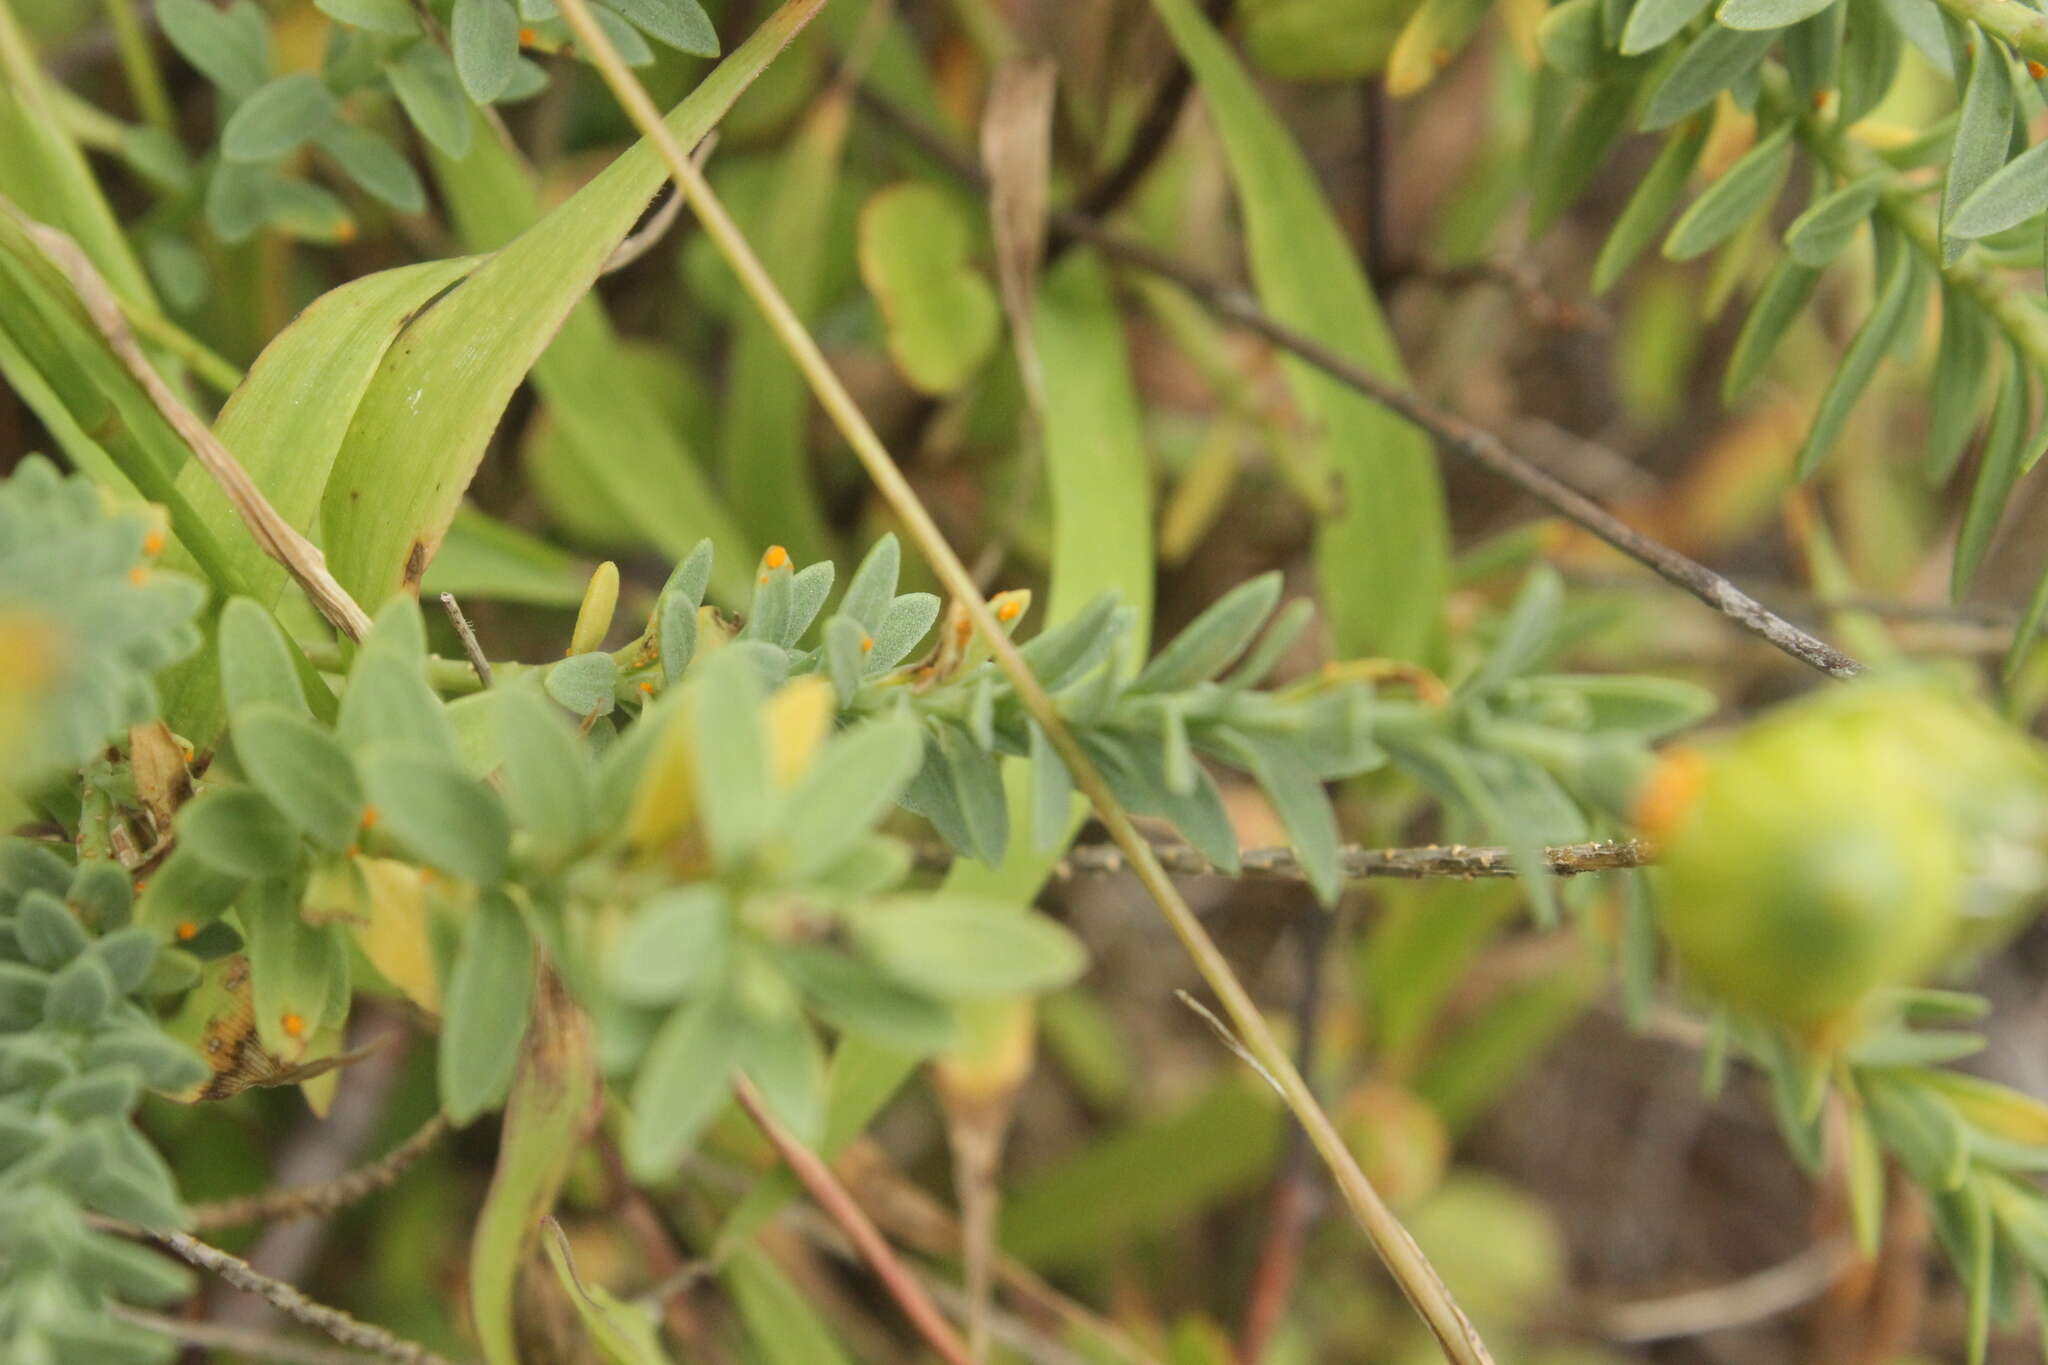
[1052,0,1235,256]
[853,90,1864,681]
[732,1073,975,1365]
[919,837,1652,883]
[144,1229,461,1365]
[189,1114,450,1233]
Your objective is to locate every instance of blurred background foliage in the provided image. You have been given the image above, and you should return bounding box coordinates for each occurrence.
[15,0,2048,1361]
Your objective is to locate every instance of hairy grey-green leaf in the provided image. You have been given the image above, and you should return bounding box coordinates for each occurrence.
[1134,572,1281,692]
[451,0,521,103]
[440,893,533,1123]
[1783,173,1886,266]
[1926,284,1993,483]
[1620,0,1714,53]
[1641,23,1776,127]
[1717,0,1832,31]
[1794,236,1918,478]
[1722,256,1822,402]
[1664,123,1792,260]
[221,74,338,162]
[1942,29,2018,261]
[1594,121,1708,293]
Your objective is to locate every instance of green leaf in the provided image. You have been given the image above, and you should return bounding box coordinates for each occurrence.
[839,535,900,629]
[324,3,817,611]
[855,897,1086,997]
[1664,123,1792,260]
[221,74,339,162]
[1721,255,1821,402]
[776,713,923,880]
[735,998,825,1143]
[543,1221,674,1365]
[867,592,938,672]
[723,1246,854,1365]
[1783,173,1885,266]
[1942,28,2016,263]
[1536,0,1608,76]
[1212,727,1342,904]
[1463,566,1562,697]
[338,649,461,759]
[317,0,421,34]
[177,786,298,881]
[245,885,342,1053]
[777,945,956,1054]
[1837,0,1902,123]
[157,0,269,99]
[315,123,426,214]
[608,887,730,1005]
[1954,345,2029,598]
[1001,1077,1281,1269]
[1153,0,1445,664]
[1134,573,1281,692]
[545,652,619,718]
[231,704,364,852]
[857,182,1001,395]
[1927,284,1994,483]
[217,597,309,718]
[363,755,511,884]
[473,979,599,1365]
[605,0,721,54]
[938,723,1010,865]
[385,41,474,160]
[714,89,841,563]
[1717,0,1833,30]
[1594,121,1709,293]
[1529,81,1638,240]
[451,0,521,103]
[440,894,534,1123]
[495,689,593,864]
[1793,235,1917,478]
[660,594,699,686]
[1641,24,1776,128]
[1621,0,1715,53]
[685,652,775,863]
[1951,138,2048,242]
[823,615,866,705]
[626,992,738,1177]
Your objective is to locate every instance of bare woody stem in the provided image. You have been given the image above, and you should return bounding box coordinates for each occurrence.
[144,1228,459,1365]
[732,1074,975,1365]
[553,5,1495,1360]
[928,837,1655,884]
[188,1114,451,1233]
[854,91,1863,682]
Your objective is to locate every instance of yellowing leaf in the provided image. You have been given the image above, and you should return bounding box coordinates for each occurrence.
[356,856,441,1013]
[764,675,833,787]
[857,182,1000,395]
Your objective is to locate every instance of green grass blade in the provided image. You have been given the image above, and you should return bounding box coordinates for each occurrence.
[322,0,824,610]
[714,93,848,566]
[427,108,756,603]
[1151,0,1447,665]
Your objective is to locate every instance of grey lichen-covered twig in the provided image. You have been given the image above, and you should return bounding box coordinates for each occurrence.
[144,1229,461,1365]
[919,838,1653,883]
[188,1114,451,1233]
[853,91,1864,682]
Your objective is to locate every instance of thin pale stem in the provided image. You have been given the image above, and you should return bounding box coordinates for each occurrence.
[552,4,1494,1359]
[101,0,175,131]
[732,1074,975,1365]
